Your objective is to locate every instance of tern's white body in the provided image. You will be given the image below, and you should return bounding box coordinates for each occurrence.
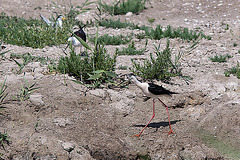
[67,37,81,47]
[40,15,65,28]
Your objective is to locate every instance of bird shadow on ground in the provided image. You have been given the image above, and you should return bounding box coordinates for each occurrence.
[131,120,181,128]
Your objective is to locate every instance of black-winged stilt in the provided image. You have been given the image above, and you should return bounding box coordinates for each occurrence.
[127,75,176,138]
[40,14,66,28]
[66,25,86,55]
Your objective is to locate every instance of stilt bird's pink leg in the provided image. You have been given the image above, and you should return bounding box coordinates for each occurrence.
[158,98,175,135]
[132,99,156,138]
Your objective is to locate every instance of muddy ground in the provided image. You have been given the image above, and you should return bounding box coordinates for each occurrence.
[0,0,240,159]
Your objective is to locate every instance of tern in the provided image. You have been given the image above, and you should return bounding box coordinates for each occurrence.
[40,14,66,28]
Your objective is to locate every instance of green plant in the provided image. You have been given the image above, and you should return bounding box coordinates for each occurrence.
[116,41,145,55]
[0,50,10,59]
[0,131,9,149]
[58,26,117,88]
[87,70,117,88]
[12,78,39,101]
[130,39,193,81]
[224,63,240,79]
[145,25,211,41]
[233,43,238,47]
[137,153,151,160]
[147,18,155,24]
[0,78,8,111]
[10,53,50,65]
[58,45,117,85]
[97,18,211,41]
[209,54,232,63]
[98,0,146,15]
[11,53,53,74]
[118,65,128,70]
[98,18,135,29]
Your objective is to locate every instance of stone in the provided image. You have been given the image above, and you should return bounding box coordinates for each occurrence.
[107,89,121,101]
[62,142,76,152]
[70,146,95,160]
[225,82,238,91]
[89,89,106,98]
[125,12,133,17]
[30,94,44,106]
[53,118,71,127]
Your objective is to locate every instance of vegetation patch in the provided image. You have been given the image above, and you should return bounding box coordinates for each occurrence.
[12,78,39,101]
[10,53,51,65]
[98,0,146,15]
[98,18,211,41]
[197,129,240,160]
[0,78,8,111]
[145,25,211,41]
[130,39,192,81]
[116,41,145,55]
[209,54,232,63]
[224,63,240,79]
[0,1,92,48]
[58,44,117,88]
[0,131,9,149]
[0,12,69,48]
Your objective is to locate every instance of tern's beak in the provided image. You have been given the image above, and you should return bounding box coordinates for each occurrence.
[62,17,66,20]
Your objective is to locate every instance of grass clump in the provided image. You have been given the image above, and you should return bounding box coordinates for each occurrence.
[209,54,232,63]
[10,52,51,65]
[224,63,240,79]
[98,18,136,29]
[0,131,9,149]
[58,44,117,88]
[0,12,69,48]
[130,39,175,81]
[147,18,155,24]
[58,26,118,88]
[12,78,39,101]
[97,19,211,41]
[118,65,128,70]
[0,78,8,111]
[11,52,53,74]
[130,39,195,81]
[90,34,132,45]
[233,43,238,47]
[116,41,145,55]
[0,0,93,48]
[145,25,211,41]
[98,0,146,15]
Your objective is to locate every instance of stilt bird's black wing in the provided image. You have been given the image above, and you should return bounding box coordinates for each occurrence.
[148,83,176,95]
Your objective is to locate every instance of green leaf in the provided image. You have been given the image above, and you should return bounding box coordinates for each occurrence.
[87,73,102,80]
[104,71,117,78]
[93,70,105,74]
